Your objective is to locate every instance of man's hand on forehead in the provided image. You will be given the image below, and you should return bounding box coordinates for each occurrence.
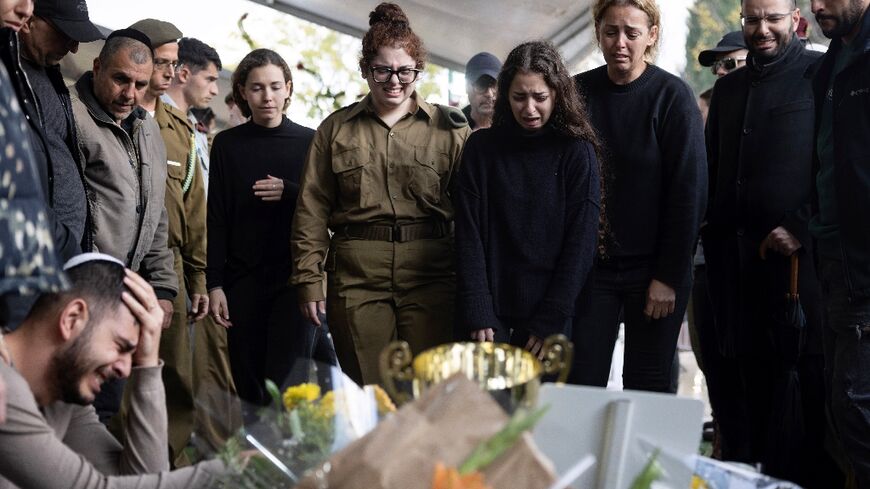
[121,270,164,368]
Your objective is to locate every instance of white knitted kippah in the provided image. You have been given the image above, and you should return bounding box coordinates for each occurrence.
[62,252,125,271]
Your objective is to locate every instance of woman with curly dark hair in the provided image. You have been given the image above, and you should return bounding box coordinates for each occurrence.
[455,40,602,355]
[291,3,471,385]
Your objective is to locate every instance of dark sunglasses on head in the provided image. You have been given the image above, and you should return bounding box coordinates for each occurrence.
[711,56,746,74]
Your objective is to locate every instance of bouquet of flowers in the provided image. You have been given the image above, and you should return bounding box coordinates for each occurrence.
[213,364,395,488]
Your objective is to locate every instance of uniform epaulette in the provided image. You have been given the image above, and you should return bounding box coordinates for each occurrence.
[435,104,469,129]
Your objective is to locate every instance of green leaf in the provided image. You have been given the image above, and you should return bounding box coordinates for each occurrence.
[458,405,550,475]
[629,449,663,489]
[266,379,282,409]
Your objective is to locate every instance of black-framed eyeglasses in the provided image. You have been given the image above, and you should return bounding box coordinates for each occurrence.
[711,56,746,74]
[370,66,421,84]
[154,59,178,72]
[741,10,794,27]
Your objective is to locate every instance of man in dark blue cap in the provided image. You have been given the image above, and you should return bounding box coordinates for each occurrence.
[461,52,501,130]
[698,31,749,77]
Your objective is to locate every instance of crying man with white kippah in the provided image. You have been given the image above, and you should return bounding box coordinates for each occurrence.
[0,254,225,489]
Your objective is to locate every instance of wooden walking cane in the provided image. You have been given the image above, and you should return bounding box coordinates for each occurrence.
[788,254,800,301]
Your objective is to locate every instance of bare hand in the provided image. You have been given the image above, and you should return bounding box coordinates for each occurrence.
[300,300,326,327]
[157,299,173,329]
[208,288,233,328]
[524,334,546,360]
[189,293,209,322]
[644,279,676,320]
[253,174,284,202]
[470,328,495,342]
[123,270,165,367]
[759,226,802,259]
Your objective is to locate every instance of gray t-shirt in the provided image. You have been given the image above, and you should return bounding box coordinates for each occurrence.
[21,59,87,245]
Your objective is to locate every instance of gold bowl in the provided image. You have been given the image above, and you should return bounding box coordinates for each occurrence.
[379,335,573,411]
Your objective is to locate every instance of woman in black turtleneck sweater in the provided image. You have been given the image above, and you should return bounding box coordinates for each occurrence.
[455,40,602,355]
[569,0,706,392]
[206,49,333,407]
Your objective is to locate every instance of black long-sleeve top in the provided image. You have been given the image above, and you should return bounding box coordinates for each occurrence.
[575,64,707,288]
[455,125,601,338]
[206,117,315,290]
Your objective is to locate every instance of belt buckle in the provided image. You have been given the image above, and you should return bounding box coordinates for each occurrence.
[392,223,405,243]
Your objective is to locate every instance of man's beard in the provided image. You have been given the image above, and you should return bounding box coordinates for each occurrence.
[749,30,791,62]
[52,324,99,406]
[816,0,866,39]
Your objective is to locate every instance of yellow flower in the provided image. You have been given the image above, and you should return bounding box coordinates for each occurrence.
[283,383,321,411]
[372,385,397,415]
[317,390,336,419]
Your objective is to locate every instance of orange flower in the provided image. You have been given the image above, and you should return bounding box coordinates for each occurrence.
[431,462,492,489]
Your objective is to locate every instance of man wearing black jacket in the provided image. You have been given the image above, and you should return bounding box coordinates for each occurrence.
[809,0,870,485]
[0,0,101,261]
[703,0,840,485]
[18,0,103,253]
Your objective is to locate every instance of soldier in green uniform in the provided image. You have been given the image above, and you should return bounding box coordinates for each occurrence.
[291,2,471,386]
[130,20,237,465]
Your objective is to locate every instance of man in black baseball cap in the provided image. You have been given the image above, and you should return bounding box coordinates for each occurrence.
[12,0,103,285]
[698,31,748,77]
[33,0,103,43]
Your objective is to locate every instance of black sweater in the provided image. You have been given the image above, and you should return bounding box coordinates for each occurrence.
[575,64,707,288]
[455,125,601,337]
[206,117,315,290]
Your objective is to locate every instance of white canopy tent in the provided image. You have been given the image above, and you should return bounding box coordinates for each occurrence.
[246,0,599,72]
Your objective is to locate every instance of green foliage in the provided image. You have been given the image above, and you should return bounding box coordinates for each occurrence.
[683,0,741,95]
[214,385,336,489]
[418,64,448,103]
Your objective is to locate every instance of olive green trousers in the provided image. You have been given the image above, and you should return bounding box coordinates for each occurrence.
[326,236,455,386]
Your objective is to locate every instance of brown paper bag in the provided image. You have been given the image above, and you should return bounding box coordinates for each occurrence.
[296,374,556,489]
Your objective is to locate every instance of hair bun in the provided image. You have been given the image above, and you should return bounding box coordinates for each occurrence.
[369,2,409,27]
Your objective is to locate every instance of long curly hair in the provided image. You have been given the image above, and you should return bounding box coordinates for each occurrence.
[492,40,610,254]
[359,3,428,71]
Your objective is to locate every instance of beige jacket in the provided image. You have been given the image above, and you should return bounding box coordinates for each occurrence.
[72,72,177,298]
[0,360,223,488]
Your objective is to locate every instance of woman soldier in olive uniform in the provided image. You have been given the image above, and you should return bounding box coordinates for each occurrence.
[291,2,470,385]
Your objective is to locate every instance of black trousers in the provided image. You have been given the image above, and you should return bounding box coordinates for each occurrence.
[819,257,870,488]
[225,273,336,412]
[569,257,689,392]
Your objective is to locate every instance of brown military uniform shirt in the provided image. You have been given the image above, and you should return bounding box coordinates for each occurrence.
[291,93,471,303]
[153,97,208,296]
